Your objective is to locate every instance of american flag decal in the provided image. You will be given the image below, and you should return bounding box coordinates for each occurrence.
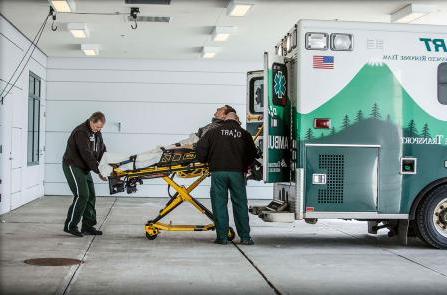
[313,55,334,69]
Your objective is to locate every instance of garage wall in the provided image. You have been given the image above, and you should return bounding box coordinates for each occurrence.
[45,57,273,199]
[0,15,47,214]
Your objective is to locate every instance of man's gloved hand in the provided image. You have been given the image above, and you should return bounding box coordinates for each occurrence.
[99,174,108,181]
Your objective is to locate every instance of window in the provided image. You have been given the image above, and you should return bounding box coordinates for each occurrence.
[28,72,41,165]
[249,77,264,114]
[438,63,447,105]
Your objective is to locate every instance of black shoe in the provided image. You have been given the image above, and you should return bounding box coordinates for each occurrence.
[214,238,229,245]
[240,238,254,245]
[81,227,103,235]
[64,227,83,237]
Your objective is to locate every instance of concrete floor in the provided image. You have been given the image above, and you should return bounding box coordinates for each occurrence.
[1,196,447,295]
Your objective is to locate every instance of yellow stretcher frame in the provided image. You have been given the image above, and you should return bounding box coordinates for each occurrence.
[111,161,235,240]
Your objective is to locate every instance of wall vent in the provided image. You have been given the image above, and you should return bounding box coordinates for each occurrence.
[125,0,171,5]
[126,15,171,23]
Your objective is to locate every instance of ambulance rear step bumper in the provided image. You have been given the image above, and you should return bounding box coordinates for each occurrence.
[258,211,295,223]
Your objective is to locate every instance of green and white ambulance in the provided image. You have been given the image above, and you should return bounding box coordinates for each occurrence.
[247,20,447,249]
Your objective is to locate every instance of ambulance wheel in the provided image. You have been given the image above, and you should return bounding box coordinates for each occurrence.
[227,227,235,241]
[416,185,447,249]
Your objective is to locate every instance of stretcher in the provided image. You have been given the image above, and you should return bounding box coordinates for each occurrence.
[107,148,235,240]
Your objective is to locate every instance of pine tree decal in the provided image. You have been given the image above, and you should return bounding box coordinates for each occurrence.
[405,119,418,137]
[421,123,431,138]
[305,128,314,140]
[330,126,336,135]
[342,114,351,129]
[386,114,391,122]
[355,110,364,122]
[370,103,381,119]
[320,132,324,138]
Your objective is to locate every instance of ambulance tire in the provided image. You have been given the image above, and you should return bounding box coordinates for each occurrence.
[416,185,447,249]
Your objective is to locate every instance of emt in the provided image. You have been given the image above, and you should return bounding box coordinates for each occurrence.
[63,112,108,237]
[196,112,257,245]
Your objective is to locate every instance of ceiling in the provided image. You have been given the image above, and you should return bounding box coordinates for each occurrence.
[1,0,447,61]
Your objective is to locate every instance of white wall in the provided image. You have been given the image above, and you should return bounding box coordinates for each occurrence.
[45,57,272,199]
[0,15,47,214]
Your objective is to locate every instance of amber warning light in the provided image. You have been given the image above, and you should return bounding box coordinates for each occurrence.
[314,118,331,129]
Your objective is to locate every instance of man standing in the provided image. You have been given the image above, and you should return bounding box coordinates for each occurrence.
[63,112,108,237]
[196,112,257,245]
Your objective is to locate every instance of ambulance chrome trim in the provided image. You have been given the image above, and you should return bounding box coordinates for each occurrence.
[305,144,381,148]
[304,212,409,219]
[295,168,305,220]
[262,52,269,182]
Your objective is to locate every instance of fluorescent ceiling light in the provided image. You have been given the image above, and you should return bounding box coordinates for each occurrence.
[49,0,76,13]
[201,47,220,59]
[212,26,236,42]
[81,44,100,56]
[391,4,436,23]
[67,23,89,38]
[227,1,253,17]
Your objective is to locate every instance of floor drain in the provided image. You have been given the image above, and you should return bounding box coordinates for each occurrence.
[24,258,83,266]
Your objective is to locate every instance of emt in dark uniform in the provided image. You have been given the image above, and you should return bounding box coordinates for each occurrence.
[196,112,257,245]
[63,112,107,237]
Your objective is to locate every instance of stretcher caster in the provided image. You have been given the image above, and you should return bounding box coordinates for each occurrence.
[145,226,159,240]
[227,227,235,241]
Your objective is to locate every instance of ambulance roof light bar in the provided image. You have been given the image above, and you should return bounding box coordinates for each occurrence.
[391,4,436,23]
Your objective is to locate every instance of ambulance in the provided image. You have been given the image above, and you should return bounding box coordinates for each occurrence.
[247,20,447,249]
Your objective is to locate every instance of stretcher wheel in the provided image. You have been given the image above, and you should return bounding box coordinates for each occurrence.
[145,227,159,240]
[146,232,158,240]
[227,227,235,241]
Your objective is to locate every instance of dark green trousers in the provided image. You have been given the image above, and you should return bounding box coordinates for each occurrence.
[63,163,97,230]
[210,171,251,240]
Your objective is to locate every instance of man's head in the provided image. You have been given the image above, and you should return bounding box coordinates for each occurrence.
[89,112,106,133]
[214,105,236,120]
[225,112,241,125]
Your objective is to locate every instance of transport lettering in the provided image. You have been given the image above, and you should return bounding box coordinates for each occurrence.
[221,129,242,138]
[401,135,445,145]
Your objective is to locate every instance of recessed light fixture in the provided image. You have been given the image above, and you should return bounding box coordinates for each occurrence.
[81,44,100,56]
[67,23,89,38]
[212,26,236,42]
[227,0,254,17]
[201,47,220,59]
[391,4,436,23]
[48,0,76,13]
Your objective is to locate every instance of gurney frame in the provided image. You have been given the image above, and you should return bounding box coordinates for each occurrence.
[108,150,235,241]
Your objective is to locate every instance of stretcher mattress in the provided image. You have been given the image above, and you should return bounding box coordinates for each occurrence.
[99,133,200,176]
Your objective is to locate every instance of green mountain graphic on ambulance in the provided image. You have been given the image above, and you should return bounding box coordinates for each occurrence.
[419,38,447,52]
[298,64,447,143]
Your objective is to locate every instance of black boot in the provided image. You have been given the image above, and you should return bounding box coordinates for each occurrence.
[214,238,228,245]
[81,226,103,235]
[240,238,255,245]
[64,226,83,237]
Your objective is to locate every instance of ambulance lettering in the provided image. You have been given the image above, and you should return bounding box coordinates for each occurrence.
[419,38,447,52]
[268,135,289,150]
